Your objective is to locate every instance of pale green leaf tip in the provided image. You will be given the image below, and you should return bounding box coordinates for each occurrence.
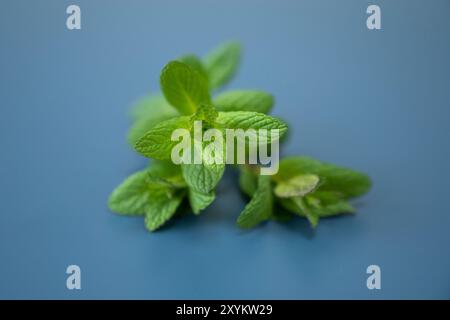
[213,40,242,51]
[307,215,319,229]
[145,221,158,232]
[236,219,253,229]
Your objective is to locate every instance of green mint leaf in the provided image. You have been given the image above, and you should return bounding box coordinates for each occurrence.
[146,160,186,188]
[181,140,225,194]
[278,192,355,228]
[274,174,320,198]
[292,197,319,228]
[134,116,192,160]
[304,191,355,217]
[177,54,208,80]
[144,188,184,231]
[238,165,258,197]
[215,111,288,136]
[306,190,343,205]
[191,104,218,126]
[146,159,181,177]
[160,61,211,115]
[306,195,355,217]
[214,90,274,114]
[130,94,178,121]
[274,156,371,198]
[237,175,273,228]
[188,189,216,214]
[127,95,179,146]
[203,41,241,90]
[108,162,183,216]
[108,169,152,216]
[182,162,225,194]
[278,197,317,227]
[278,197,304,216]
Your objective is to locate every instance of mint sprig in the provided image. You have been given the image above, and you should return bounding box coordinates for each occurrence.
[109,42,372,232]
[239,157,371,228]
[108,160,187,230]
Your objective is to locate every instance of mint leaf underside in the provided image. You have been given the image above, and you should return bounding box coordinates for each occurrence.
[274,174,320,198]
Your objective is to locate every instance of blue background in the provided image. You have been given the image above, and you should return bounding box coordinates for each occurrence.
[1,0,449,299]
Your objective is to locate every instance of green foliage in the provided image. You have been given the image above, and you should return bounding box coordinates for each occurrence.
[108,161,186,231]
[271,157,370,227]
[237,175,273,228]
[160,61,211,115]
[203,41,241,90]
[182,162,225,194]
[238,166,258,197]
[191,104,218,126]
[274,174,320,198]
[109,41,372,232]
[214,90,274,114]
[108,169,154,216]
[215,111,288,135]
[134,116,192,160]
[144,188,185,231]
[188,189,216,215]
[177,54,208,80]
[127,95,179,146]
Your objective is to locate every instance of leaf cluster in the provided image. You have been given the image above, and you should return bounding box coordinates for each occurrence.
[109,42,371,231]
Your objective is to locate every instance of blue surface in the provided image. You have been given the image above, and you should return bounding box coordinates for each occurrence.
[1,0,450,299]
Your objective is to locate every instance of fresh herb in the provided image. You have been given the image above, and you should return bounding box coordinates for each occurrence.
[109,41,371,231]
[240,157,371,228]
